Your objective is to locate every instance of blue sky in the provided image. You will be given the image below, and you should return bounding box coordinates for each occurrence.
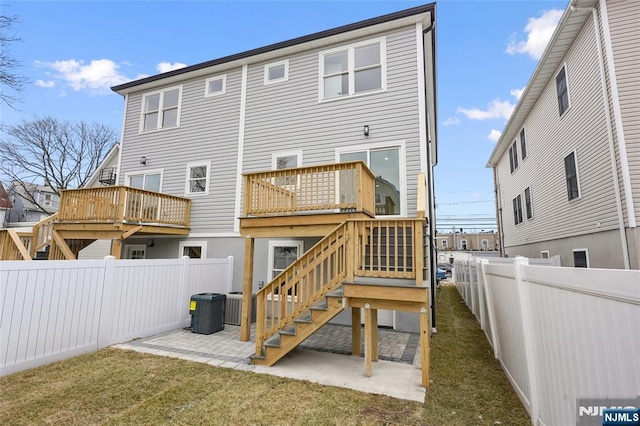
[2,0,568,231]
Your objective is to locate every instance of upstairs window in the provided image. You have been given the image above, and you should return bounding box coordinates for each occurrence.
[524,187,533,220]
[42,193,53,206]
[520,128,527,160]
[264,60,289,85]
[509,141,519,173]
[513,195,523,225]
[141,86,182,132]
[441,240,448,248]
[320,38,386,100]
[205,75,226,97]
[185,161,210,196]
[564,151,580,201]
[556,66,570,116]
[481,239,489,250]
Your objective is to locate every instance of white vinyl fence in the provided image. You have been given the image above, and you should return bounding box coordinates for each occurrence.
[1,256,233,377]
[454,257,640,426]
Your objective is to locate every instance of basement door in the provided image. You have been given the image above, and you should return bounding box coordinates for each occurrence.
[360,308,394,328]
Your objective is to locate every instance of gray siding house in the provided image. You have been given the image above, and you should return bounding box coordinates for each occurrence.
[488,0,640,269]
[111,4,438,331]
[6,182,59,226]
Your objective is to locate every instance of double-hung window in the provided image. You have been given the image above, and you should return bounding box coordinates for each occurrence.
[556,66,570,116]
[141,86,182,132]
[185,161,210,196]
[564,151,580,201]
[513,195,523,225]
[524,187,533,219]
[509,141,519,173]
[320,38,386,100]
[520,128,527,160]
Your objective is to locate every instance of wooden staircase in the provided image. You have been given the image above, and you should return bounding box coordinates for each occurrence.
[251,218,427,367]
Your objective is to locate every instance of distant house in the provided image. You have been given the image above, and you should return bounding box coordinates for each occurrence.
[6,182,59,225]
[0,182,12,228]
[487,0,640,269]
[435,231,499,252]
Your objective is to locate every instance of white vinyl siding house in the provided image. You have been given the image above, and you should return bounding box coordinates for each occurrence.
[488,0,640,269]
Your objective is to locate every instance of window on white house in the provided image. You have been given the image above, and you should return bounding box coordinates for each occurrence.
[185,161,210,196]
[460,239,468,250]
[205,75,226,97]
[320,38,385,100]
[556,66,570,116]
[43,193,53,206]
[442,240,448,248]
[264,60,289,85]
[573,249,589,268]
[520,128,527,160]
[525,187,533,220]
[513,195,523,225]
[509,141,519,173]
[540,251,550,259]
[564,152,580,201]
[481,239,489,250]
[141,86,182,132]
[179,241,207,259]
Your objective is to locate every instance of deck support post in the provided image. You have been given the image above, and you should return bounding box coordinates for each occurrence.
[420,307,430,387]
[371,308,378,362]
[363,303,373,377]
[240,236,255,342]
[110,239,122,259]
[351,307,361,356]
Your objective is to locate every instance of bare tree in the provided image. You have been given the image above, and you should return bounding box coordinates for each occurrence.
[1,117,117,213]
[0,13,27,107]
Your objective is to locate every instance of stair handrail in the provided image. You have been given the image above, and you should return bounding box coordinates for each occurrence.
[255,221,352,353]
[30,212,59,257]
[0,229,32,260]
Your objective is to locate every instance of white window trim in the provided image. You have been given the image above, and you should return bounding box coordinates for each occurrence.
[556,63,571,117]
[179,241,207,258]
[42,193,53,206]
[520,126,527,161]
[271,150,302,170]
[139,85,183,133]
[204,75,226,97]
[318,36,387,102]
[264,59,289,85]
[124,168,165,192]
[267,240,304,302]
[540,250,550,259]
[335,140,407,217]
[184,161,211,196]
[460,239,468,249]
[441,240,448,248]
[572,248,590,268]
[125,244,146,259]
[481,239,489,250]
[565,149,581,202]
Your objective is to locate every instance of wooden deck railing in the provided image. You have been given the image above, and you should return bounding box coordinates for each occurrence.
[57,186,191,228]
[0,229,32,260]
[243,161,376,217]
[254,217,425,353]
[30,213,58,256]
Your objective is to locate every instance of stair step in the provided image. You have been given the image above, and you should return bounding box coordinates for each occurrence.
[325,288,343,298]
[294,312,312,324]
[279,326,296,336]
[264,334,281,348]
[310,301,328,311]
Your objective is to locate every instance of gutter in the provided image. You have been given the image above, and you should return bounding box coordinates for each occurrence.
[570,4,630,269]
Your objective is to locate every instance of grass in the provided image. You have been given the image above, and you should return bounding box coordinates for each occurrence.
[0,284,529,425]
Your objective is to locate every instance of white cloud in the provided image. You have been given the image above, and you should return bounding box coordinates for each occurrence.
[443,117,460,126]
[506,9,564,60]
[156,62,187,73]
[35,59,130,93]
[488,129,502,143]
[35,79,55,88]
[510,87,524,100]
[457,99,515,121]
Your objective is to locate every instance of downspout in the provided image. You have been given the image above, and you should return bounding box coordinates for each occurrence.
[570,5,630,269]
[423,13,437,330]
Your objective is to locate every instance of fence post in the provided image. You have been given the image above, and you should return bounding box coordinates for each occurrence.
[469,259,477,316]
[226,256,234,294]
[476,258,486,330]
[97,256,116,349]
[179,256,191,326]
[514,256,540,426]
[479,259,500,359]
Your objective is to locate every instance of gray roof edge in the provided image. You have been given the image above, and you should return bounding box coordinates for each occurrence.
[486,0,595,168]
[111,3,435,93]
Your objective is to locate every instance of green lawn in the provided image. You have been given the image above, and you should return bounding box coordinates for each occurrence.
[0,284,529,425]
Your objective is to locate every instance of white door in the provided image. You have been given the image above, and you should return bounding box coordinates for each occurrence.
[360,308,394,328]
[125,245,146,259]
